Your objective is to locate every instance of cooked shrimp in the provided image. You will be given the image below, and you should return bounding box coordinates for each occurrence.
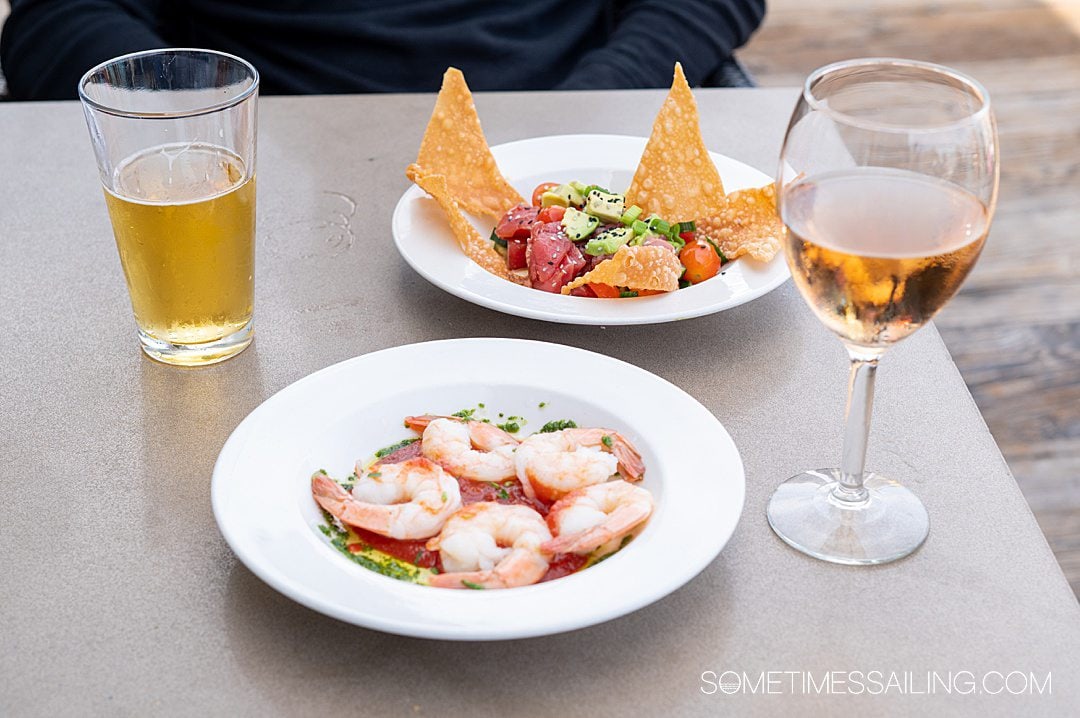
[412,417,519,482]
[542,480,654,555]
[426,502,552,589]
[514,428,645,503]
[405,414,519,452]
[311,457,462,540]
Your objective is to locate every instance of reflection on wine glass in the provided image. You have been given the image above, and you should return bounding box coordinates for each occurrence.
[768,58,999,565]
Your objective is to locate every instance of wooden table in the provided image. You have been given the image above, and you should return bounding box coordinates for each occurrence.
[1,90,1077,716]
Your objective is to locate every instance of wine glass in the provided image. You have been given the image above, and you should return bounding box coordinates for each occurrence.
[767,58,999,564]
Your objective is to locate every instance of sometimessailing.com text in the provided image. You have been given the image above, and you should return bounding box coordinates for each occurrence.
[701,670,1052,697]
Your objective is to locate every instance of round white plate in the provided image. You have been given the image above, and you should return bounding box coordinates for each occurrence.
[392,134,789,325]
[212,338,745,640]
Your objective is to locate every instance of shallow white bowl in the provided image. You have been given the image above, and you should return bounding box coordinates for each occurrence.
[212,338,745,640]
[392,134,789,325]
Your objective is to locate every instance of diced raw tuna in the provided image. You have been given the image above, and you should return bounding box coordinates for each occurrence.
[506,237,528,270]
[581,252,613,273]
[495,204,540,240]
[528,221,587,293]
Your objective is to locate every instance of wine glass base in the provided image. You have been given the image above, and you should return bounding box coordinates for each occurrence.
[767,469,929,565]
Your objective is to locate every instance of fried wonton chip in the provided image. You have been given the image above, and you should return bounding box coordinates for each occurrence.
[560,245,682,295]
[625,63,725,222]
[414,67,524,218]
[407,164,527,284]
[697,183,784,262]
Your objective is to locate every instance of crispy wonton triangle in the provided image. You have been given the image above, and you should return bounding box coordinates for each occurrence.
[406,164,528,284]
[414,68,524,218]
[626,63,725,222]
[561,245,682,295]
[697,183,784,262]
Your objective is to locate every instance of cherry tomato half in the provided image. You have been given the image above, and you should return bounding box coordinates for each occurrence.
[536,205,566,224]
[532,182,560,207]
[679,241,721,284]
[588,283,621,299]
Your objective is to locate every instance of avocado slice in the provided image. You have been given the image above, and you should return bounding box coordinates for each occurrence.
[585,189,626,223]
[568,181,591,197]
[584,226,633,256]
[541,183,586,208]
[561,207,599,240]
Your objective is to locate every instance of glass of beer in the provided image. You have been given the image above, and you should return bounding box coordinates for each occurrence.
[79,49,258,366]
[767,59,999,564]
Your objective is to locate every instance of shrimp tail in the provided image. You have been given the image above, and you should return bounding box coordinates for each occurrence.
[542,502,649,554]
[404,414,440,432]
[312,473,395,536]
[609,434,645,482]
[311,473,351,517]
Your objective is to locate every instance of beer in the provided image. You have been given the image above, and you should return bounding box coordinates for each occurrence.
[782,168,988,348]
[104,143,255,348]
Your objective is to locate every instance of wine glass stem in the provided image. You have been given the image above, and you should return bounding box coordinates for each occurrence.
[835,349,881,505]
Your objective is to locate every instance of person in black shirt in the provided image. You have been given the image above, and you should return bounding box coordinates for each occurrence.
[1,0,764,100]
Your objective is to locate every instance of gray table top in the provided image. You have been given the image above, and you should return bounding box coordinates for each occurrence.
[1,89,1078,717]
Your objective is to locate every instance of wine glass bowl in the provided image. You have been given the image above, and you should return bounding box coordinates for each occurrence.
[767,59,999,565]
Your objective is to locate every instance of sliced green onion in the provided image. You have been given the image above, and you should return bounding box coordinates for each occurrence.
[619,290,639,298]
[678,279,692,289]
[620,205,643,226]
[648,217,672,235]
[676,220,696,234]
[489,229,507,248]
[668,234,686,251]
[631,219,649,236]
[584,184,611,196]
[703,236,727,262]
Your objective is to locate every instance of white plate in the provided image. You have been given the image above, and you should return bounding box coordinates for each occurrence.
[212,338,745,640]
[392,134,789,325]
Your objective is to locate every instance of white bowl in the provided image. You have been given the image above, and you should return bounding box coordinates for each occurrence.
[212,338,746,640]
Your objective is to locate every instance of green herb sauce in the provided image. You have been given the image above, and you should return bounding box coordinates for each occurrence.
[540,419,578,433]
[374,437,418,458]
[318,510,432,584]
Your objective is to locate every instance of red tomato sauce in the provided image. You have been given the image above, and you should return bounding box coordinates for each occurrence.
[374,439,423,465]
[348,527,441,569]
[345,436,597,583]
[539,552,590,583]
[456,476,549,513]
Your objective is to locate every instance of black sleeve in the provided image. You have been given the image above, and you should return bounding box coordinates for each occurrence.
[556,0,765,90]
[1,0,168,100]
